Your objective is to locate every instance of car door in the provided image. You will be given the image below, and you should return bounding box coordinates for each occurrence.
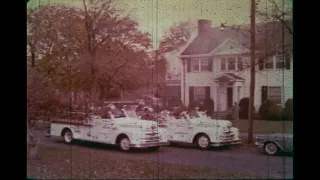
[284,135,293,152]
[168,117,191,142]
[99,118,115,143]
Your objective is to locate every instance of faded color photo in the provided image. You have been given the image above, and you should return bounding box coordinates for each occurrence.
[27,0,293,179]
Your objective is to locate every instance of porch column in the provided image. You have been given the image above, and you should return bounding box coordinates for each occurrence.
[238,86,243,102]
[216,86,221,111]
[213,85,217,111]
[233,86,238,104]
[234,86,241,103]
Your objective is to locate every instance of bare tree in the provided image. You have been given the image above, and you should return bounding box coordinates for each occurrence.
[81,0,153,102]
[257,0,292,35]
[158,21,193,53]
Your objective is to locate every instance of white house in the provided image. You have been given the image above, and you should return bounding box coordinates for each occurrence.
[179,19,292,111]
[163,29,197,103]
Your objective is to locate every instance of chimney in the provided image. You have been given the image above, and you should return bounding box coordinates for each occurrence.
[198,19,212,34]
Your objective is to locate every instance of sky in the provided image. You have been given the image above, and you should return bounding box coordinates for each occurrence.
[27,0,291,47]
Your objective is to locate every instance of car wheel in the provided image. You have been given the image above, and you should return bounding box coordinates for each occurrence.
[119,137,131,152]
[264,142,279,155]
[196,134,210,150]
[63,129,73,144]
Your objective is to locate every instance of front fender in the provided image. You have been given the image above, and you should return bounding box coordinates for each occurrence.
[114,130,142,144]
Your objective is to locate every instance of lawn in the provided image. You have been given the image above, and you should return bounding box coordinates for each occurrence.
[232,120,293,134]
[27,145,269,179]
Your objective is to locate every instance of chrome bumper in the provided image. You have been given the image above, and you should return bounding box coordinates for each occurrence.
[210,139,242,147]
[255,141,264,148]
[130,141,169,148]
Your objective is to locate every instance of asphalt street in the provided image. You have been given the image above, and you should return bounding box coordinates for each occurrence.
[30,130,293,179]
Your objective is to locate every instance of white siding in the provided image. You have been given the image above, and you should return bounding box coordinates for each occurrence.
[164,51,181,74]
[182,55,292,111]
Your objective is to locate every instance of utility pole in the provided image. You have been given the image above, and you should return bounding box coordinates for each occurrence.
[248,0,256,144]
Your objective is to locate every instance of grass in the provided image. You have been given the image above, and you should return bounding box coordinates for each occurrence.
[27,145,269,179]
[233,120,293,134]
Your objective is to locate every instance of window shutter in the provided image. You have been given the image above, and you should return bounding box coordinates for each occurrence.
[258,57,264,70]
[261,86,268,103]
[187,59,191,72]
[285,51,291,70]
[221,58,226,70]
[189,86,194,103]
[238,57,243,71]
[208,58,213,71]
[205,86,211,99]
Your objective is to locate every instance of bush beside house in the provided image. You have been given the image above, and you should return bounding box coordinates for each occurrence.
[259,99,276,120]
[284,98,293,121]
[188,100,202,111]
[258,99,293,121]
[238,97,255,119]
[201,98,215,116]
[187,98,215,117]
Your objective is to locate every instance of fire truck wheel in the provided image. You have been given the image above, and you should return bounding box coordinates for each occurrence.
[62,129,73,144]
[196,134,210,150]
[119,137,131,152]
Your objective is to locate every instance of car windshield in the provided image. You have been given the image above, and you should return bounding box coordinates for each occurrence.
[124,110,139,118]
[110,109,126,118]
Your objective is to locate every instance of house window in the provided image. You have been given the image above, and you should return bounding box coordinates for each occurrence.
[201,58,209,71]
[227,57,236,70]
[194,87,206,101]
[191,59,200,72]
[221,56,243,70]
[268,86,282,104]
[237,57,243,70]
[191,58,210,72]
[265,57,274,69]
[221,58,226,70]
[264,54,287,69]
[276,54,285,69]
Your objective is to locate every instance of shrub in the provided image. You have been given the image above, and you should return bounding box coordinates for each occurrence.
[226,113,233,120]
[252,113,262,120]
[168,97,184,108]
[188,100,201,111]
[259,99,276,120]
[202,98,215,116]
[284,98,293,121]
[239,97,255,119]
[267,105,283,120]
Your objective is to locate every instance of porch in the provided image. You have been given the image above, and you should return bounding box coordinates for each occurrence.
[213,73,245,112]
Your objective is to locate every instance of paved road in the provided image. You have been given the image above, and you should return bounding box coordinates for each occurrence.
[30,130,293,179]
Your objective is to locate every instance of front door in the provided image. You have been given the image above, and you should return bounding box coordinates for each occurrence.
[227,87,233,108]
[284,136,293,152]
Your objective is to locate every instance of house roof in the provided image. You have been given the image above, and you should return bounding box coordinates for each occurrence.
[181,20,292,59]
[214,73,245,81]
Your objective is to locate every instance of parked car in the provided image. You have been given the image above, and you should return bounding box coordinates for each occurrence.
[255,133,293,155]
[158,108,241,150]
[49,106,169,152]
